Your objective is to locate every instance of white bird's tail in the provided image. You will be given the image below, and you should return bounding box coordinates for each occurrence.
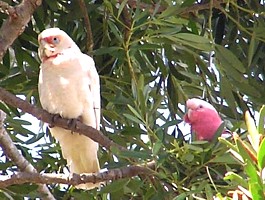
[50,127,100,190]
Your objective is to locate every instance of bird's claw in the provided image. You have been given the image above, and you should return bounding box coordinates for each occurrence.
[67,118,77,133]
[67,116,83,133]
[49,114,61,128]
[49,114,82,133]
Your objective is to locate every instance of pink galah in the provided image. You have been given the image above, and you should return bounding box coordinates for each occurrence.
[183,98,223,141]
[38,28,100,190]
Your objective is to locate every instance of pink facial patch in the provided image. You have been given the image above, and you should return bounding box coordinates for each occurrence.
[43,36,56,44]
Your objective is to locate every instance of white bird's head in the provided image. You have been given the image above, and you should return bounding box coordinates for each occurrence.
[38,28,79,62]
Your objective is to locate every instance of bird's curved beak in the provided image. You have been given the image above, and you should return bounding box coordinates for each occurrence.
[187,108,193,119]
[38,40,55,61]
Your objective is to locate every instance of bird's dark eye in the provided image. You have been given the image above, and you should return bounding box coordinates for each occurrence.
[199,105,203,108]
[53,37,60,44]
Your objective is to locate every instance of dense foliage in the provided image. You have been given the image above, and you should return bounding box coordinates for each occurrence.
[0,0,264,199]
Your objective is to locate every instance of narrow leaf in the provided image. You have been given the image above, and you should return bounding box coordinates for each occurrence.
[224,172,248,188]
[123,113,143,124]
[215,45,245,73]
[117,0,128,18]
[245,111,260,152]
[248,33,257,67]
[258,105,265,135]
[257,138,265,169]
[127,104,143,122]
[234,133,257,164]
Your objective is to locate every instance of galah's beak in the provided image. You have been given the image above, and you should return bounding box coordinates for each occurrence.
[187,108,193,119]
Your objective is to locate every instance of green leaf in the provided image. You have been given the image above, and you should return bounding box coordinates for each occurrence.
[118,150,151,160]
[131,43,161,50]
[123,113,143,124]
[235,135,257,164]
[211,122,226,143]
[158,5,181,19]
[215,45,246,73]
[127,104,143,121]
[25,132,45,145]
[257,138,265,169]
[45,0,59,11]
[211,154,239,165]
[205,184,214,199]
[224,172,248,188]
[153,140,163,155]
[248,32,257,67]
[7,184,38,194]
[108,21,123,42]
[232,79,261,97]
[100,179,129,194]
[103,0,113,14]
[219,137,238,152]
[220,76,237,116]
[250,182,265,200]
[117,0,128,18]
[245,159,264,199]
[185,143,204,152]
[258,105,265,135]
[245,111,260,152]
[0,74,27,87]
[164,34,213,51]
[175,33,213,48]
[120,126,141,136]
[93,46,123,55]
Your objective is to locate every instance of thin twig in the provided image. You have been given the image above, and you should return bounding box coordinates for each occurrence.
[77,0,94,55]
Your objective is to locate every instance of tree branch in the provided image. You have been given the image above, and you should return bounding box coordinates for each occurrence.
[0,161,155,188]
[125,0,224,16]
[77,0,94,55]
[0,0,42,60]
[0,1,15,15]
[0,87,126,151]
[0,109,55,200]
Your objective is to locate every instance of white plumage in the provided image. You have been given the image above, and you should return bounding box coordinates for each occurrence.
[38,28,100,189]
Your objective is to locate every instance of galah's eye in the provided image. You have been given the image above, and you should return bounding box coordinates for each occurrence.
[199,105,203,108]
[52,37,60,44]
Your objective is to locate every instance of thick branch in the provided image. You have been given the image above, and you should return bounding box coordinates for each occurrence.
[0,109,55,200]
[0,0,42,60]
[0,87,126,151]
[0,161,155,188]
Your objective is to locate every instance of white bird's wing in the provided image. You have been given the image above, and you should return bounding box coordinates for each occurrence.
[80,53,101,130]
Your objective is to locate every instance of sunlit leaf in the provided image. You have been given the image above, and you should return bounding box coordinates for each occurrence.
[234,133,257,164]
[257,138,265,169]
[245,111,260,152]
